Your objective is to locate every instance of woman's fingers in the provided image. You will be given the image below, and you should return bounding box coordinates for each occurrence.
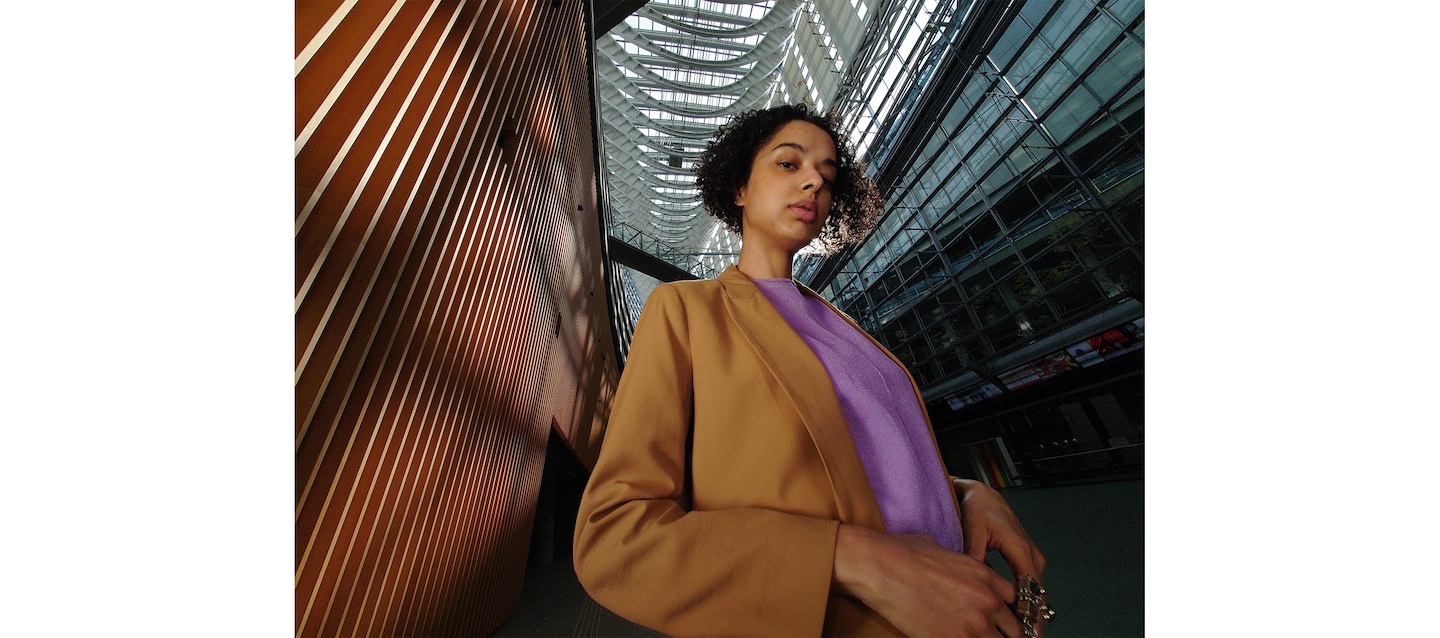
[998,537,1039,581]
[964,524,990,562]
[855,530,1043,637]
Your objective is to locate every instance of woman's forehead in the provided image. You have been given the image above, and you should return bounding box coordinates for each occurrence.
[764,121,837,160]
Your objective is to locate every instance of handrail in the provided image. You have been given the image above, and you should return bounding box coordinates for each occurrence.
[607,220,738,279]
[1031,443,1143,463]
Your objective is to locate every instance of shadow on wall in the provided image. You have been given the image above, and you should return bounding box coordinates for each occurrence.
[293,1,621,636]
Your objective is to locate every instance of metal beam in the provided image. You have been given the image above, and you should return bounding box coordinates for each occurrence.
[608,234,701,282]
[595,0,651,36]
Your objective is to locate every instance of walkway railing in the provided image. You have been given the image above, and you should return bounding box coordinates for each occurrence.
[608,220,737,279]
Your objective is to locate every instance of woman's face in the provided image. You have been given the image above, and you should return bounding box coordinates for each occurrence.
[734,120,838,257]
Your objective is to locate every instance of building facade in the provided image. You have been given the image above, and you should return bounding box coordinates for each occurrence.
[809,0,1145,486]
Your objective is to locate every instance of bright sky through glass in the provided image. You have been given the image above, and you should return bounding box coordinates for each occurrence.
[599,0,956,278]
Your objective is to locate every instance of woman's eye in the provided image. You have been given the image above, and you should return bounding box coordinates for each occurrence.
[778,161,794,169]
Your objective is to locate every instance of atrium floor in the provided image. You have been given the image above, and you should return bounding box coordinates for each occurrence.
[495,478,1144,637]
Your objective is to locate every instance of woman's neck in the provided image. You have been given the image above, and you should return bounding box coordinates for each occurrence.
[736,242,794,280]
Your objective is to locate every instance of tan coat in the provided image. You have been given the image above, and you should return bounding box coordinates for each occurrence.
[573,265,961,636]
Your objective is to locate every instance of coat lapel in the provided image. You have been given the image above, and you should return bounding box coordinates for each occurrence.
[716,266,886,532]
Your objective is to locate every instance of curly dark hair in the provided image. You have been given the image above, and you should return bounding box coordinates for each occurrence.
[693,103,884,253]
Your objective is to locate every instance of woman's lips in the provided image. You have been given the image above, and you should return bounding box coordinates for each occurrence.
[790,202,816,222]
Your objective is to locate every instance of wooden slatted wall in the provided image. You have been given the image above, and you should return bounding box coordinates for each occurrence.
[294,1,619,635]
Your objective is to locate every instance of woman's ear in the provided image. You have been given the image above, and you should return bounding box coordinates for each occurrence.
[734,185,747,208]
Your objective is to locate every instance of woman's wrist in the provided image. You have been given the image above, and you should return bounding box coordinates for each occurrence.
[831,524,882,601]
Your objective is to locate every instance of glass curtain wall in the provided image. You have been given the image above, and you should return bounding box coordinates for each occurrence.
[814,0,1144,401]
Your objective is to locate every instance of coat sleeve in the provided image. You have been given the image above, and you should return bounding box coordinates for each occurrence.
[573,284,840,636]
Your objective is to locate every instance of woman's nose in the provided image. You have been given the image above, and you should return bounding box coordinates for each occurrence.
[801,167,820,191]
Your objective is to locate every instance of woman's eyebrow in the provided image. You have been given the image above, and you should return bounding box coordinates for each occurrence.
[771,142,838,168]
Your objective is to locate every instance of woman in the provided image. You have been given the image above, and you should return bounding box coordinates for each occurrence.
[574,104,1048,637]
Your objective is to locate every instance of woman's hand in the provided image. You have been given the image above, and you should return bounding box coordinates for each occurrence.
[833,525,1022,637]
[951,478,1046,584]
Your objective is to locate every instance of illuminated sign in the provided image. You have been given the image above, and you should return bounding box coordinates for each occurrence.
[944,318,1144,410]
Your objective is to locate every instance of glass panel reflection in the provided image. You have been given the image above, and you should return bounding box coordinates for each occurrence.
[812,0,1143,393]
[1048,277,1106,318]
[971,288,1009,325]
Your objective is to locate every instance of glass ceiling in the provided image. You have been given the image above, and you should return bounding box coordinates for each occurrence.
[598,0,968,280]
